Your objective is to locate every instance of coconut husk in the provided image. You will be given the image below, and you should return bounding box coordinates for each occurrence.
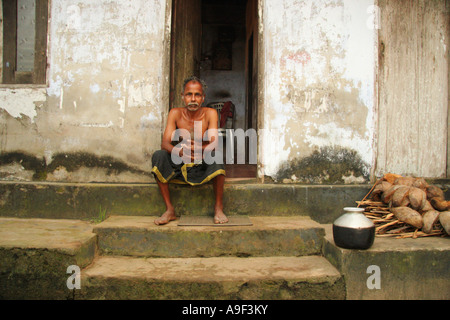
[408,187,427,211]
[412,178,429,190]
[391,207,423,229]
[381,185,401,204]
[422,210,440,234]
[391,186,410,207]
[426,185,445,201]
[420,200,434,213]
[430,198,450,211]
[394,176,416,186]
[439,211,450,235]
[371,181,392,201]
[357,173,447,238]
[382,173,402,184]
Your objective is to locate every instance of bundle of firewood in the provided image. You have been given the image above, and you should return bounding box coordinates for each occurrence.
[357,173,450,238]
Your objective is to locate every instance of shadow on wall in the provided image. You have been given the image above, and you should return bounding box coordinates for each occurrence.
[276,146,369,184]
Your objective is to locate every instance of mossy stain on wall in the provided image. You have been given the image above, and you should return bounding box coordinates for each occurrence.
[276,146,369,184]
[0,151,151,181]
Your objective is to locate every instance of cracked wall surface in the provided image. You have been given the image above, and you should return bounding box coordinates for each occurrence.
[260,0,376,183]
[0,0,447,183]
[0,0,171,182]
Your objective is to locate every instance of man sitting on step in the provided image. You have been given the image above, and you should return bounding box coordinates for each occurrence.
[151,76,228,225]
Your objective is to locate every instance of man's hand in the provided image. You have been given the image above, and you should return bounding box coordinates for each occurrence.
[184,139,203,163]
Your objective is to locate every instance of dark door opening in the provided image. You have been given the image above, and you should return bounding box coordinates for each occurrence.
[170,0,258,180]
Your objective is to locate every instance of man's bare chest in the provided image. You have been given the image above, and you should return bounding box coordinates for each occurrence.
[176,118,209,135]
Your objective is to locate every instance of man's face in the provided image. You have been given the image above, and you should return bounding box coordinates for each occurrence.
[182,81,205,112]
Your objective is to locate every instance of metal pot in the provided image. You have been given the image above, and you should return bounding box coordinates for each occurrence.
[332,207,375,250]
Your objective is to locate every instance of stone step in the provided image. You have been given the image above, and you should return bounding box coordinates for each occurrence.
[77,255,345,300]
[322,224,450,300]
[93,215,325,258]
[0,181,371,223]
[0,217,97,299]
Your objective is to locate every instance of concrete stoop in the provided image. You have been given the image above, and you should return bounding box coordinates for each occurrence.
[78,255,345,300]
[93,216,325,258]
[1,214,449,299]
[322,225,450,300]
[0,218,96,299]
[77,215,345,300]
[0,181,372,223]
[0,215,346,300]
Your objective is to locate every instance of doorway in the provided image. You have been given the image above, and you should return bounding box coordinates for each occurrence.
[170,0,258,180]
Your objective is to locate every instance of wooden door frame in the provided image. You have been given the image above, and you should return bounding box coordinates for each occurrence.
[169,0,202,110]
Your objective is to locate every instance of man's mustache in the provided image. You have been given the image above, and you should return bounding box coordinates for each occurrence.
[188,102,199,106]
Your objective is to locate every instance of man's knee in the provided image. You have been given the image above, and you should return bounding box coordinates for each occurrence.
[152,149,170,166]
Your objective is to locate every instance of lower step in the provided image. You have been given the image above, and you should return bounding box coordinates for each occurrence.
[77,255,345,300]
[94,215,324,258]
[0,217,96,299]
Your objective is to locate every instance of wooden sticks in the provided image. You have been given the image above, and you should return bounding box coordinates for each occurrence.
[356,199,446,239]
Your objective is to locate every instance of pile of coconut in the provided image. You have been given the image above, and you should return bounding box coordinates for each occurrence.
[358,173,450,238]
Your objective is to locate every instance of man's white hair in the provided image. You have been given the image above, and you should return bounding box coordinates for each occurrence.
[182,76,207,94]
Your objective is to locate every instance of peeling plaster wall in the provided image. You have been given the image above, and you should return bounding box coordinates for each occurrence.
[0,0,171,182]
[2,0,444,184]
[260,0,376,182]
[0,88,46,122]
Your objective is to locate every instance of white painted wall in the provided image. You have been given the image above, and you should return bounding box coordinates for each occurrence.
[260,0,376,180]
[0,0,171,181]
[2,0,446,183]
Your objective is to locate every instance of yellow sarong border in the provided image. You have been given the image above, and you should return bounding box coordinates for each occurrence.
[151,166,175,184]
[181,163,226,186]
[152,164,225,186]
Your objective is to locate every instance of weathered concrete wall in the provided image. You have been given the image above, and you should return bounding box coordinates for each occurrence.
[1,0,448,184]
[259,0,376,183]
[0,0,171,182]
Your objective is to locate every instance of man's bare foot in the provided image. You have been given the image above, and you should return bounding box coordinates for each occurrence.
[214,207,228,224]
[154,209,177,225]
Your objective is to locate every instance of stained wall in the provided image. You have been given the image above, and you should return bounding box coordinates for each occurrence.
[0,0,172,182]
[0,0,448,183]
[259,0,377,183]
